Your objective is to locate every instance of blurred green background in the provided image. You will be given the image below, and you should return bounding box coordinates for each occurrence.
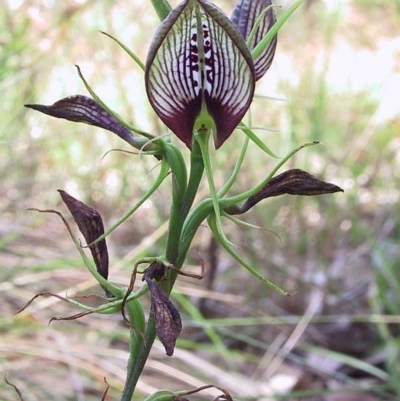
[1,0,400,400]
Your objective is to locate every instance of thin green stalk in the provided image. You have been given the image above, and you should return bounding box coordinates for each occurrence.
[177,197,214,269]
[208,213,287,295]
[120,140,204,401]
[251,0,306,61]
[121,314,157,401]
[121,299,146,401]
[239,123,278,157]
[178,139,204,221]
[218,136,249,197]
[101,31,145,71]
[164,144,188,265]
[194,133,227,241]
[90,159,169,245]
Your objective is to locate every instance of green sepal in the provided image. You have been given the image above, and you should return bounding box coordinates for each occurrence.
[251,0,306,61]
[239,122,279,158]
[88,159,170,245]
[207,213,288,295]
[101,31,145,71]
[151,0,172,21]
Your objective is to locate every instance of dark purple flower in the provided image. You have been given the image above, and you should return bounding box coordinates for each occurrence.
[145,0,256,150]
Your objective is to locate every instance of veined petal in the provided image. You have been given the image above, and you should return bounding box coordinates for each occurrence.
[25,95,139,147]
[145,0,255,149]
[231,0,277,81]
[230,169,344,215]
[58,190,111,296]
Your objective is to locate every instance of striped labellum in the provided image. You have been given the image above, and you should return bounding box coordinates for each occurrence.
[145,0,256,149]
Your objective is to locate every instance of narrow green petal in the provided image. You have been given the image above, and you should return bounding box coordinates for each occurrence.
[151,0,172,21]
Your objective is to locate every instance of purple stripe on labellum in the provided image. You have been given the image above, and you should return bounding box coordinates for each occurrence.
[145,0,255,150]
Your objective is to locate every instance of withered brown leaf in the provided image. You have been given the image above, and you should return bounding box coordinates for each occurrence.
[145,278,182,356]
[58,190,109,282]
[233,169,343,214]
[143,261,167,282]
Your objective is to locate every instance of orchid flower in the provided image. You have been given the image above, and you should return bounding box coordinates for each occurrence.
[145,0,277,150]
[231,0,277,81]
[22,2,344,399]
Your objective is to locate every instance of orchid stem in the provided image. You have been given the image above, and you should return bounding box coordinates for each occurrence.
[194,132,228,244]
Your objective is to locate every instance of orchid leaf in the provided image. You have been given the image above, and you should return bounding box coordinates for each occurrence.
[145,0,255,149]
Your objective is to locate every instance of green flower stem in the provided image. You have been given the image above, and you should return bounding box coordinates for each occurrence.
[168,139,204,283]
[163,143,188,205]
[120,140,205,401]
[121,299,146,401]
[218,136,249,198]
[164,143,188,265]
[194,133,227,241]
[178,198,213,268]
[178,139,204,222]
